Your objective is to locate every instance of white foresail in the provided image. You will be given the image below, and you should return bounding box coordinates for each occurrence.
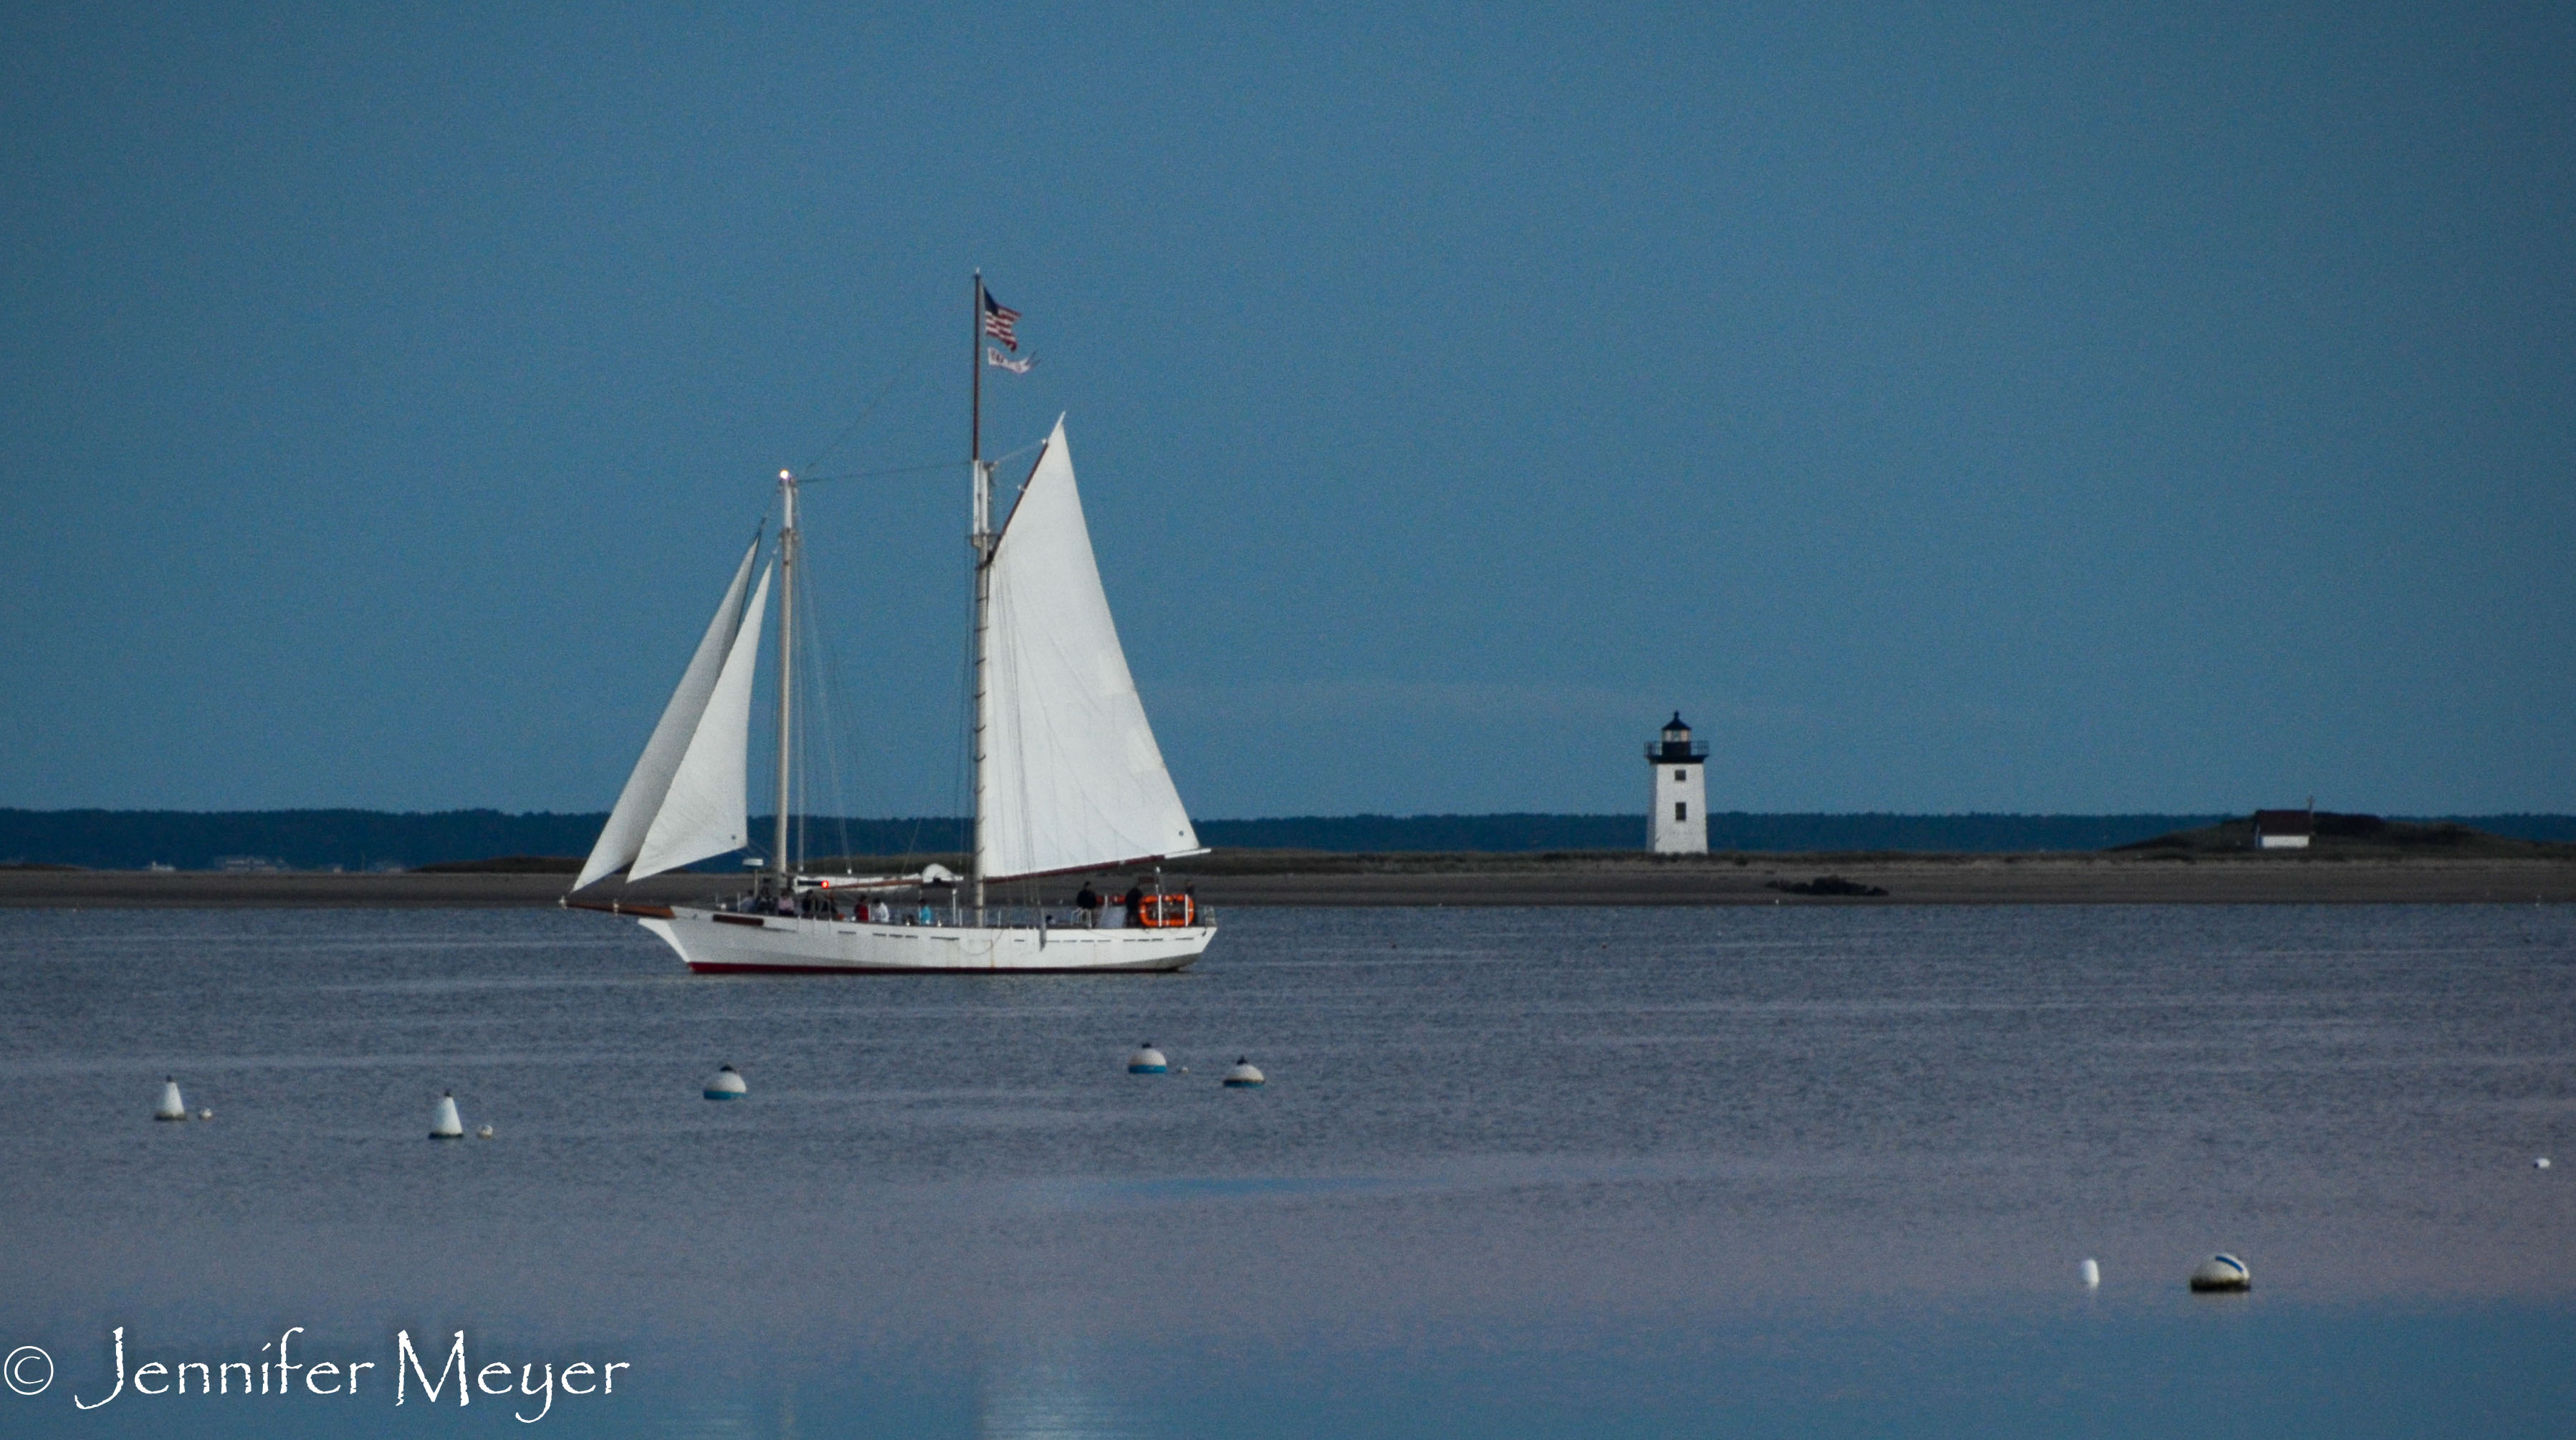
[981,420,1200,881]
[632,562,772,883]
[575,541,760,889]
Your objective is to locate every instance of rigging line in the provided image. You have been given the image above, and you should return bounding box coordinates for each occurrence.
[800,554,860,872]
[800,437,1045,485]
[806,570,859,872]
[790,543,812,871]
[989,436,1045,467]
[798,460,954,484]
[947,533,976,874]
[810,644,836,869]
[793,599,810,873]
[798,334,942,477]
[813,628,846,870]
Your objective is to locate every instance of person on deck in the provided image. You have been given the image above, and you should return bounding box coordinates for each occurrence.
[1075,882,1101,928]
[1122,882,1146,928]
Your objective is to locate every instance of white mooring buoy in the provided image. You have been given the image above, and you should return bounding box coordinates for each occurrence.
[2080,1258,2100,1288]
[704,1064,747,1100]
[196,1107,213,1122]
[154,1078,187,1122]
[477,1124,494,1140]
[1222,1057,1265,1089]
[1127,1044,1169,1075]
[2538,1157,2553,1170]
[2188,1254,2251,1292]
[430,1091,465,1140]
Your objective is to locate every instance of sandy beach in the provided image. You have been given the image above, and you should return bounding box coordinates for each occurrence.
[4,852,2569,908]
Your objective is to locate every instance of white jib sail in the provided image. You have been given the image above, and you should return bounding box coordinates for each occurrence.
[575,541,760,889]
[981,419,1200,881]
[631,562,772,883]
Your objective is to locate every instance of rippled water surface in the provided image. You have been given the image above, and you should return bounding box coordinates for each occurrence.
[1,904,2570,1436]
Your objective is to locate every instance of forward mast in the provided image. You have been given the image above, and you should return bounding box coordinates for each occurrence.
[774,468,798,884]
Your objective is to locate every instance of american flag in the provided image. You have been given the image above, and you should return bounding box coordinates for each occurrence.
[982,291,1020,351]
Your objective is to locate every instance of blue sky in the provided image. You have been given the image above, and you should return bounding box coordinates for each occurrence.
[3,3,2570,817]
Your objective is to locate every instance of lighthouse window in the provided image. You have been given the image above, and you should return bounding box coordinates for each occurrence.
[1675,801,1687,822]
[1674,768,1686,781]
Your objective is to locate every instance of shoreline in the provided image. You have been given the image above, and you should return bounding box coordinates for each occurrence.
[4,854,2571,908]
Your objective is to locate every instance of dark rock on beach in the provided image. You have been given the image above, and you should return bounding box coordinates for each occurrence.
[1766,875,1892,897]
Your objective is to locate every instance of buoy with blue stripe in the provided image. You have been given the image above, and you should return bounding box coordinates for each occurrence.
[2079,1258,2099,1288]
[704,1064,747,1100]
[2188,1254,2251,1292]
[1127,1044,1169,1075]
[1222,1057,1265,1089]
[430,1091,465,1140]
[155,1077,187,1122]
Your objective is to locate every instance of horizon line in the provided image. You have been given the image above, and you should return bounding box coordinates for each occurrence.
[6,806,2574,820]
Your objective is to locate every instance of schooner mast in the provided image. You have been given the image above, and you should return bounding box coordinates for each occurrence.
[773,467,798,887]
[969,270,997,925]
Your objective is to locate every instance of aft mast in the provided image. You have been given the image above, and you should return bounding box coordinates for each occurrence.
[969,272,995,925]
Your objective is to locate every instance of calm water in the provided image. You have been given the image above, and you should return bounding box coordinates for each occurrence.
[1,904,2570,1436]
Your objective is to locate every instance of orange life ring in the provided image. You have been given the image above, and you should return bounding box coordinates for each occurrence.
[1134,894,1195,928]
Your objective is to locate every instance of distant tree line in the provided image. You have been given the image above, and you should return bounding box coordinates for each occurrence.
[6,809,2572,871]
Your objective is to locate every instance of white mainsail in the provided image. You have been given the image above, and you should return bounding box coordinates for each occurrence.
[631,562,772,882]
[575,542,760,889]
[980,419,1201,881]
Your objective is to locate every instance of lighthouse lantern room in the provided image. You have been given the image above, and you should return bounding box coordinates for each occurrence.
[1647,713,1708,854]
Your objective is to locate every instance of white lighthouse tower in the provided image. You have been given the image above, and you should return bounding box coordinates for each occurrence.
[1647,712,1708,854]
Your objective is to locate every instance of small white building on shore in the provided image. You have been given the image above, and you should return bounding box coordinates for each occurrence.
[2254,809,2315,849]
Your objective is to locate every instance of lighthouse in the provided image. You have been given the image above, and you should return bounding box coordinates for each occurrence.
[1647,713,1708,854]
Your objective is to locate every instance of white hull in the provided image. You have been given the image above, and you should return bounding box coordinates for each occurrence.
[641,907,1212,973]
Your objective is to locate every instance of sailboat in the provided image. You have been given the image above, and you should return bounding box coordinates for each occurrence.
[565,277,1215,973]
